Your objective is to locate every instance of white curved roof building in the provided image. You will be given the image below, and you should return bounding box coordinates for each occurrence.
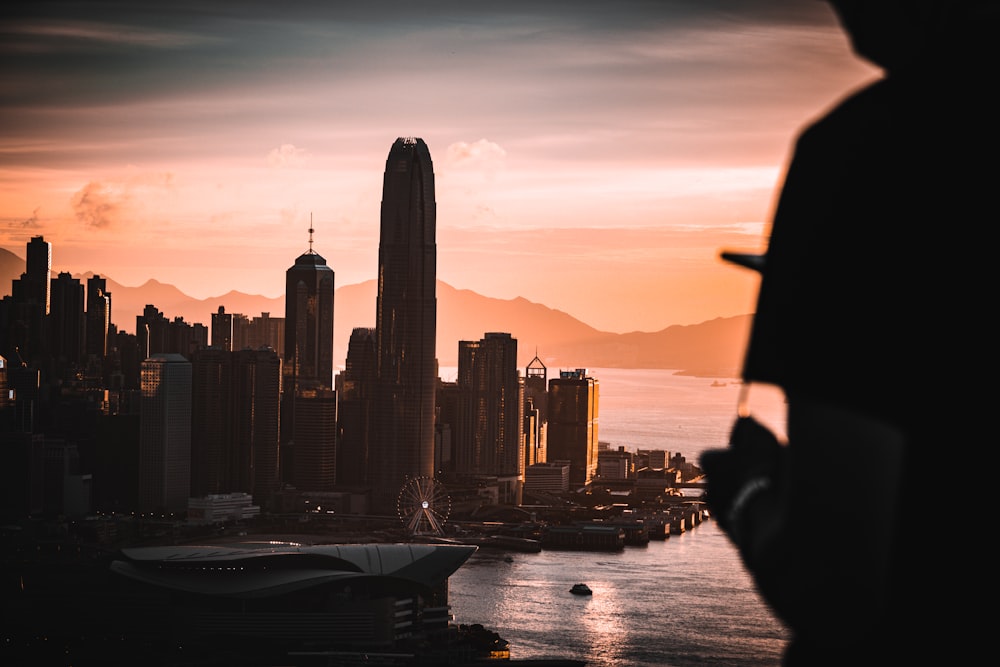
[10,540,488,665]
[112,541,475,599]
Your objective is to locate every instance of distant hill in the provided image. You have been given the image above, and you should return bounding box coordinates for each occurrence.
[0,246,750,376]
[0,247,23,286]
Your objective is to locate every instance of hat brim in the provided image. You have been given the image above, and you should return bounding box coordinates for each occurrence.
[720,251,765,272]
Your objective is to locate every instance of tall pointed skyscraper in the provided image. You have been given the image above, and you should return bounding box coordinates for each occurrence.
[371,137,437,513]
[281,224,335,486]
[283,225,335,391]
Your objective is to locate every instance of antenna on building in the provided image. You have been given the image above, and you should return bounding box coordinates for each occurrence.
[308,213,315,253]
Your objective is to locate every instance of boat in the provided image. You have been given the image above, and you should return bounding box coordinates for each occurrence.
[570,583,593,596]
[710,380,727,387]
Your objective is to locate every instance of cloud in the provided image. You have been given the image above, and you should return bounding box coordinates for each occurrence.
[130,171,175,189]
[267,144,309,168]
[444,139,506,169]
[21,207,41,228]
[69,171,174,228]
[72,181,127,228]
[13,20,208,49]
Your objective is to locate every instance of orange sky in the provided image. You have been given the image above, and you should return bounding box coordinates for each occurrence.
[0,1,878,333]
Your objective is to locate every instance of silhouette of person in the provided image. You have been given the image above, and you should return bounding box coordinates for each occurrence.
[700,2,996,664]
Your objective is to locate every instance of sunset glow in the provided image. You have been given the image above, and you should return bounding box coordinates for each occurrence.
[0,1,878,333]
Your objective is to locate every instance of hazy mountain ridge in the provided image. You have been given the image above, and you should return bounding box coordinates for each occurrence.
[1,247,749,376]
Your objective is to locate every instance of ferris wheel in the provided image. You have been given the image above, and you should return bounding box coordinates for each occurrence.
[397,476,451,536]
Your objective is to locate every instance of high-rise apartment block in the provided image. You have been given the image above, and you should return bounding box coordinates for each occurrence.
[86,275,111,360]
[192,337,287,496]
[455,332,524,504]
[291,388,337,492]
[232,311,284,353]
[547,368,599,487]
[139,353,192,512]
[49,272,84,371]
[523,354,548,468]
[211,306,233,352]
[234,348,282,500]
[136,304,207,360]
[25,235,51,316]
[336,327,377,487]
[190,347,232,498]
[4,236,52,364]
[370,137,438,513]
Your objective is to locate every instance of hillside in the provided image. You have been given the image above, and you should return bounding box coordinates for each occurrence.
[0,247,750,376]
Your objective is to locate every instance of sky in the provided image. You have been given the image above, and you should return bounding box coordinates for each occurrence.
[0,1,878,333]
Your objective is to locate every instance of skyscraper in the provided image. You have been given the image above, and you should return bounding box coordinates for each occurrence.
[370,137,437,513]
[211,306,233,352]
[291,389,337,492]
[25,235,51,316]
[49,272,85,372]
[281,227,335,485]
[336,327,377,486]
[455,333,524,504]
[6,236,52,364]
[547,368,599,487]
[190,347,282,505]
[283,228,335,391]
[139,353,192,512]
[86,275,111,360]
[189,347,232,497]
[233,347,282,503]
[524,354,548,467]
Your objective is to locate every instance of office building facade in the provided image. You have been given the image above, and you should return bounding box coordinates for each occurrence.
[49,272,85,372]
[3,236,52,365]
[86,274,111,360]
[211,306,233,352]
[546,368,599,487]
[139,353,192,512]
[25,235,52,315]
[191,346,282,504]
[336,327,377,487]
[523,354,548,467]
[291,388,337,492]
[455,333,524,503]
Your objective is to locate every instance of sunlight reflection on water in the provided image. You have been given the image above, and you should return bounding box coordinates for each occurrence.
[447,368,790,666]
[449,523,788,667]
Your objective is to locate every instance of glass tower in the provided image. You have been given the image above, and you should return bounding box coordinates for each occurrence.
[371,137,438,514]
[281,228,334,485]
[283,229,335,392]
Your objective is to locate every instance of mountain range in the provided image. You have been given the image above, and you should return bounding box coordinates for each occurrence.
[0,247,750,377]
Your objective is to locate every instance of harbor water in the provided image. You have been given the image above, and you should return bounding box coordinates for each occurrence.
[446,367,791,666]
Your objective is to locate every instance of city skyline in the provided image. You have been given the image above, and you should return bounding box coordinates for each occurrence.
[0,1,879,334]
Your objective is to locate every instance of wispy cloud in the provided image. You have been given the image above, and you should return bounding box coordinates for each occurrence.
[267,144,310,169]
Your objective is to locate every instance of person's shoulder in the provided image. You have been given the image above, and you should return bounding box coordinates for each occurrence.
[794,78,892,149]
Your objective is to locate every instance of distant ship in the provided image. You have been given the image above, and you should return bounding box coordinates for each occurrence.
[710,380,727,387]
